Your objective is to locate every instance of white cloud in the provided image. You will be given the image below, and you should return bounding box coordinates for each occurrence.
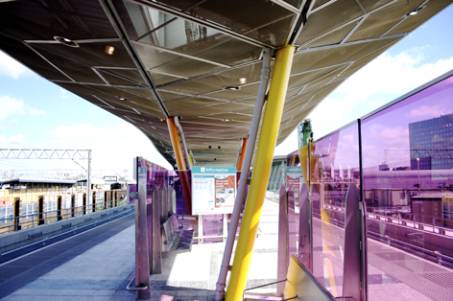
[0,95,46,121]
[0,51,31,79]
[408,104,444,118]
[275,48,453,156]
[0,134,25,145]
[48,122,173,180]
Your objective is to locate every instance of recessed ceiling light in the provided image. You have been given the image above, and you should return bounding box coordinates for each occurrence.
[239,77,247,84]
[53,36,79,48]
[119,97,127,101]
[224,119,230,122]
[225,86,240,91]
[408,10,418,16]
[104,45,115,55]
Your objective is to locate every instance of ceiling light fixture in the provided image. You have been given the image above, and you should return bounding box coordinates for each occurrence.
[53,36,79,48]
[104,45,115,55]
[239,77,247,84]
[407,3,427,17]
[224,118,230,122]
[225,86,240,91]
[119,97,127,101]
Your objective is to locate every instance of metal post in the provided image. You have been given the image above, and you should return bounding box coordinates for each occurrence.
[198,215,203,243]
[342,185,365,301]
[167,117,192,212]
[226,45,295,301]
[298,183,313,271]
[223,214,228,240]
[215,48,272,301]
[151,188,162,274]
[236,137,248,172]
[87,150,92,212]
[92,191,96,212]
[136,158,150,299]
[147,199,153,274]
[277,184,289,295]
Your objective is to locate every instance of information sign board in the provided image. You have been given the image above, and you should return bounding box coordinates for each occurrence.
[192,166,236,215]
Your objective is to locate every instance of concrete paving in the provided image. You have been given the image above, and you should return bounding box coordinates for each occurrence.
[5,192,450,300]
[0,197,281,301]
[0,214,136,301]
[312,216,453,301]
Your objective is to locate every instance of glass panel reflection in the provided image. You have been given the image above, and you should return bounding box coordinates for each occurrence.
[309,122,360,297]
[122,1,262,74]
[362,75,453,300]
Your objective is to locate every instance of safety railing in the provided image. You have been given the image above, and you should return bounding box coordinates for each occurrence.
[281,71,453,301]
[0,194,127,235]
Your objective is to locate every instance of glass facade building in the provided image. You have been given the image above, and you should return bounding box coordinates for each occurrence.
[409,113,453,170]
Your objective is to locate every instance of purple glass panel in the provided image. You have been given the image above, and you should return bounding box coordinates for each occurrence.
[310,122,360,297]
[287,166,301,258]
[361,75,453,300]
[174,170,192,215]
[200,214,225,243]
[127,184,138,204]
[136,157,176,220]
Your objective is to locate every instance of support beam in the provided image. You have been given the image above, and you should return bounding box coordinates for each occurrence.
[174,116,192,170]
[235,137,248,172]
[225,45,295,301]
[215,49,272,301]
[166,117,187,171]
[99,0,170,117]
[166,116,192,212]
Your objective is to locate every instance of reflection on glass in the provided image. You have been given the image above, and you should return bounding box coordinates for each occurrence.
[309,123,360,297]
[122,1,262,73]
[362,75,453,300]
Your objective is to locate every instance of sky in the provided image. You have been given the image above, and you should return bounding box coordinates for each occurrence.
[0,5,452,180]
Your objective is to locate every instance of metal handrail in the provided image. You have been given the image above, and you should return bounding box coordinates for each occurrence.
[0,199,127,234]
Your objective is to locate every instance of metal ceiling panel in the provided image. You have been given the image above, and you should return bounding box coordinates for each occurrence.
[296,0,363,45]
[0,0,449,166]
[148,0,297,47]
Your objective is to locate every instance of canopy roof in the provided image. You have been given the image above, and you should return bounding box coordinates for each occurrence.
[0,0,449,166]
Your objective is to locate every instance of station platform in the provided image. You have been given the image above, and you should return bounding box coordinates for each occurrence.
[0,197,280,301]
[2,194,451,301]
[0,212,136,301]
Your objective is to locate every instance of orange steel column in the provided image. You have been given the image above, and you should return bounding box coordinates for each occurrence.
[236,137,248,171]
[166,117,192,213]
[166,117,187,171]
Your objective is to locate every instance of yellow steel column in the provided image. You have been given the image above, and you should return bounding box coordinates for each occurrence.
[166,116,187,171]
[226,45,295,301]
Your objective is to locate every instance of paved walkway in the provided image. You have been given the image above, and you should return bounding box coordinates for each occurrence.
[0,214,136,301]
[2,193,452,300]
[312,217,453,301]
[148,199,280,300]
[0,197,281,301]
